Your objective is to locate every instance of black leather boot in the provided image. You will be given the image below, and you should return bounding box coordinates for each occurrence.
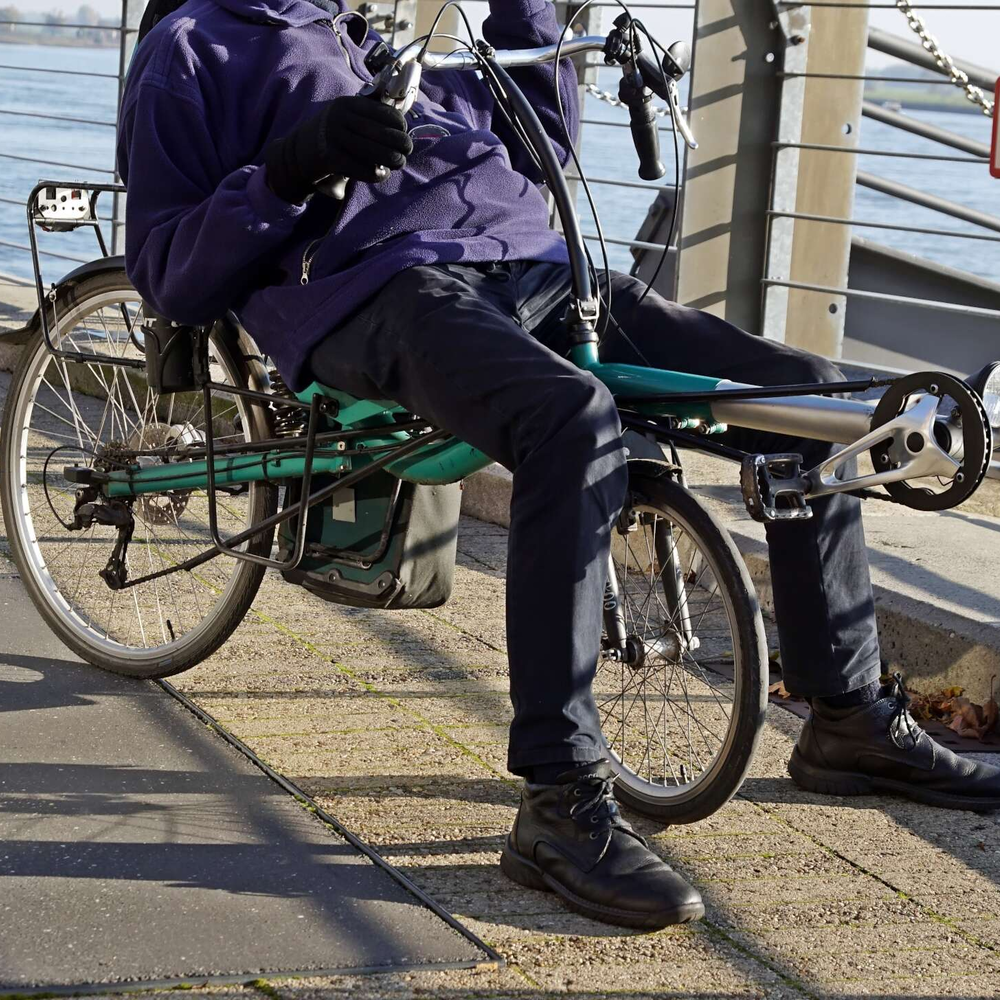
[789,674,1000,811]
[500,761,704,928]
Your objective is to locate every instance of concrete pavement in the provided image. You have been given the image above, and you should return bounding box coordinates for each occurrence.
[0,563,492,993]
[87,514,1000,999]
[4,309,1000,996]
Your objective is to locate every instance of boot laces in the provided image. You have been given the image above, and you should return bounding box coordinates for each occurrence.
[568,773,625,837]
[888,672,921,751]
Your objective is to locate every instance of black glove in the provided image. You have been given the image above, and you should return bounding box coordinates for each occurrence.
[264,95,414,204]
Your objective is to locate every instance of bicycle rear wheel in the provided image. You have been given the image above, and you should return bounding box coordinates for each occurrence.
[596,463,768,824]
[0,268,277,678]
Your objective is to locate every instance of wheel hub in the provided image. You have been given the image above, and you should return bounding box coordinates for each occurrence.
[621,630,684,668]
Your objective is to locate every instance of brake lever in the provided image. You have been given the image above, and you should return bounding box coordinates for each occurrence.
[666,78,698,151]
[315,60,422,200]
[634,42,698,151]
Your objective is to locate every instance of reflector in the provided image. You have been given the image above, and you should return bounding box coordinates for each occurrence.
[967,361,1000,443]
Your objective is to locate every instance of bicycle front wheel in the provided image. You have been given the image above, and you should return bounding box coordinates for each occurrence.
[0,268,277,678]
[596,463,768,825]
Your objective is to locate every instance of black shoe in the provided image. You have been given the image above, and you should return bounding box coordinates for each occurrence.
[500,760,705,929]
[789,674,1000,812]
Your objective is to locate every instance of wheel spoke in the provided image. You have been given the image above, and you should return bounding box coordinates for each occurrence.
[5,282,272,671]
[598,489,756,808]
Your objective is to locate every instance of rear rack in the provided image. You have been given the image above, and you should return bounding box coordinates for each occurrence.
[25,179,141,369]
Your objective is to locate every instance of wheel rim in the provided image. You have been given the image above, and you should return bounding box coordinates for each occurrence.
[595,499,742,805]
[6,287,266,663]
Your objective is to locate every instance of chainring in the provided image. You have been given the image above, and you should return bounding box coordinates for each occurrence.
[869,372,992,512]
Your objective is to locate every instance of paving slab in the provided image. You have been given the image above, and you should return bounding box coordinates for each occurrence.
[0,575,492,994]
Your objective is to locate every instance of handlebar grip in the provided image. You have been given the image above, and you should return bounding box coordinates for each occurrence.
[626,90,665,182]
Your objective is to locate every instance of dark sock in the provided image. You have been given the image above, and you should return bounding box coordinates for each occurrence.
[815,680,883,710]
[529,761,588,785]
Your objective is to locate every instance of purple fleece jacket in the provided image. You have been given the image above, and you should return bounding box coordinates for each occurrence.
[116,0,578,389]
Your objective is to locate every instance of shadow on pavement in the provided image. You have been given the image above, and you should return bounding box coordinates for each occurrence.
[0,581,487,989]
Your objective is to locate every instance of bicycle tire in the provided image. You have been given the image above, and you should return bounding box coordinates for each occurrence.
[0,268,277,678]
[597,461,768,825]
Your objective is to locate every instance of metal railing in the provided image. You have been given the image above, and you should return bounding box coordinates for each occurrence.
[0,0,691,290]
[2,1,996,323]
[763,4,1000,334]
[0,17,128,289]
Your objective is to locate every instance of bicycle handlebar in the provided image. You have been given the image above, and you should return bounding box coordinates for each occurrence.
[400,34,607,71]
[401,33,698,151]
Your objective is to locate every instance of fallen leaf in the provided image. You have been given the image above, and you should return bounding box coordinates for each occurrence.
[768,680,800,701]
[946,696,993,740]
[906,682,999,742]
[910,688,964,722]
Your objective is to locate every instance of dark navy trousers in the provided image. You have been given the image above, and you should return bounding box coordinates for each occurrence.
[309,260,882,772]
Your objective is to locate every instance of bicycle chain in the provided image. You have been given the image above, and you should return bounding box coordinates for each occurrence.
[894,0,995,117]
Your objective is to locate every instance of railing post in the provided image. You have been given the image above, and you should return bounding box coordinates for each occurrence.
[675,0,784,336]
[388,0,418,46]
[112,0,144,257]
[772,0,869,358]
[760,2,810,347]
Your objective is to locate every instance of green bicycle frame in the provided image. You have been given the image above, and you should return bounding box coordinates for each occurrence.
[103,352,722,499]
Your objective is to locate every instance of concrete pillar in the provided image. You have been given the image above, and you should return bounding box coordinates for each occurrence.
[410,0,456,50]
[782,1,869,358]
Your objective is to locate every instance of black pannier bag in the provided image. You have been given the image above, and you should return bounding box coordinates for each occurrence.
[277,469,462,610]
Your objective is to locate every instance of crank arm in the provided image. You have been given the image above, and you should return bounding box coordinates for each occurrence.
[803,393,959,499]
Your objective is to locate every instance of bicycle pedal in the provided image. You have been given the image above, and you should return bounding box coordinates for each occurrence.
[740,454,812,523]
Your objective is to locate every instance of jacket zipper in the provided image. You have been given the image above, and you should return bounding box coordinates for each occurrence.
[300,237,323,285]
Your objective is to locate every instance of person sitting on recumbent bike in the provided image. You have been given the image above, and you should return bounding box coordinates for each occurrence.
[117,0,1000,930]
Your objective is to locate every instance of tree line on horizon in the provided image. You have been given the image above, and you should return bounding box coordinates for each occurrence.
[0,4,121,43]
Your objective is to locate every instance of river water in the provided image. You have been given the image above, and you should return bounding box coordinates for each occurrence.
[1,40,997,286]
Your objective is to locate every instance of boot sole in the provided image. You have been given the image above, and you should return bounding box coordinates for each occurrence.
[788,747,1000,812]
[499,839,705,930]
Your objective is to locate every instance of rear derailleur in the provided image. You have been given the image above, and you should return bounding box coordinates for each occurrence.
[69,485,135,590]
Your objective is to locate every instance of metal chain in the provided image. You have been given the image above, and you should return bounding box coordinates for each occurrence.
[894,0,995,117]
[584,82,673,118]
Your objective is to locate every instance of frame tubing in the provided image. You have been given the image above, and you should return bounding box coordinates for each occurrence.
[203,387,323,572]
[115,429,450,590]
[711,385,876,446]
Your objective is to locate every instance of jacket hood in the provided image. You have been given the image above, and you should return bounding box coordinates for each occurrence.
[209,0,345,27]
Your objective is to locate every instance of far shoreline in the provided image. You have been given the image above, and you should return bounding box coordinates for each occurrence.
[0,34,117,49]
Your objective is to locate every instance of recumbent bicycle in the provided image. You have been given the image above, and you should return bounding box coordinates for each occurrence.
[3,8,997,826]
